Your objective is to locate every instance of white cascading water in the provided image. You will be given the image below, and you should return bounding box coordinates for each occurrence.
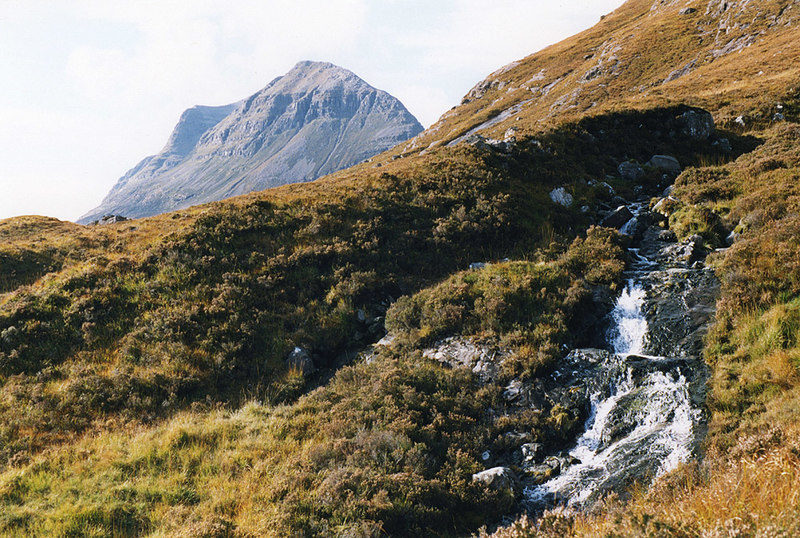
[526,252,701,509]
[610,280,648,356]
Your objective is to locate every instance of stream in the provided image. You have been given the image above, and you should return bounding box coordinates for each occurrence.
[524,201,716,510]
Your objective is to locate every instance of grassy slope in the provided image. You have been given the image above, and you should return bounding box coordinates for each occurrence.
[405,0,799,153]
[0,232,627,536]
[1,0,800,536]
[0,106,726,468]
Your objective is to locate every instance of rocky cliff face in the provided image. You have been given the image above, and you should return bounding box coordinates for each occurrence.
[80,61,423,222]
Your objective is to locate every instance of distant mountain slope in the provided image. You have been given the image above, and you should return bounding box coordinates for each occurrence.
[402,0,798,154]
[80,61,423,222]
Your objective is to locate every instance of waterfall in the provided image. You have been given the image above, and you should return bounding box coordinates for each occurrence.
[524,219,705,511]
[610,280,647,356]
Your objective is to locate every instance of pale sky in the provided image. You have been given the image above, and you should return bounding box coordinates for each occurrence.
[0,1,624,222]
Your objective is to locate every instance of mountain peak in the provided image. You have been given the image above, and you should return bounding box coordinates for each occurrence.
[290,60,341,72]
[80,62,422,223]
[264,60,369,96]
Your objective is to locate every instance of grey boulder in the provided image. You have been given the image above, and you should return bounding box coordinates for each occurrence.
[618,161,644,181]
[678,110,715,140]
[472,467,520,495]
[602,205,634,229]
[286,347,316,376]
[646,155,682,174]
[549,187,574,208]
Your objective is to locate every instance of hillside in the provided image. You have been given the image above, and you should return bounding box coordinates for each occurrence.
[1,0,800,536]
[399,0,797,153]
[79,61,423,223]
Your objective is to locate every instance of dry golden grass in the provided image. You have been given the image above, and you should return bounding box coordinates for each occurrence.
[405,0,799,151]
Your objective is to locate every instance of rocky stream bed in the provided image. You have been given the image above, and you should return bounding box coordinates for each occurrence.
[466,198,720,513]
[522,200,717,510]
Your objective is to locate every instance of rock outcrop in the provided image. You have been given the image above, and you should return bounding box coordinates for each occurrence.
[80,61,423,223]
[549,187,574,208]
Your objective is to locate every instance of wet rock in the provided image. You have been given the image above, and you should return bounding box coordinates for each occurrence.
[601,391,644,445]
[286,347,315,376]
[640,253,720,357]
[563,348,612,366]
[620,211,654,240]
[503,379,523,401]
[688,233,704,249]
[646,155,681,175]
[526,454,579,484]
[526,458,562,484]
[368,317,384,336]
[678,109,715,140]
[472,467,520,495]
[660,234,705,265]
[618,161,644,181]
[598,182,615,196]
[546,349,623,405]
[658,229,677,242]
[659,241,693,264]
[602,205,634,229]
[610,195,628,207]
[520,443,543,464]
[549,187,574,208]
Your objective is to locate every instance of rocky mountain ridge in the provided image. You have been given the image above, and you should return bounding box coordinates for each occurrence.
[80,61,423,223]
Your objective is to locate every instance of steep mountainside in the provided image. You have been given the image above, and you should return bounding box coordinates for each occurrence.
[2,1,800,536]
[398,0,798,154]
[79,61,423,222]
